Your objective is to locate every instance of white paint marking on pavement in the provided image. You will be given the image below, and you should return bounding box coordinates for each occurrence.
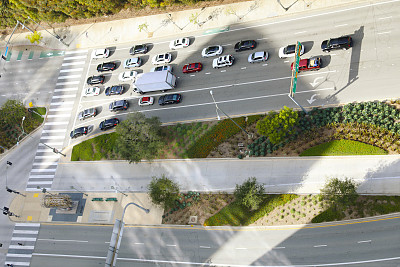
[44,121,69,125]
[134,243,144,245]
[65,50,88,55]
[32,162,58,166]
[294,31,307,34]
[38,239,89,243]
[26,187,50,191]
[273,247,286,249]
[50,101,74,105]
[62,61,85,66]
[54,88,78,92]
[235,247,247,250]
[42,129,67,133]
[378,16,392,20]
[11,237,37,242]
[262,63,268,66]
[58,74,81,79]
[8,245,35,249]
[30,169,56,173]
[7,254,32,258]
[241,67,246,70]
[257,37,269,40]
[334,24,348,27]
[358,240,372,243]
[166,244,176,247]
[29,175,54,179]
[60,68,84,73]
[63,55,87,60]
[4,262,30,266]
[314,244,327,247]
[190,74,195,77]
[377,31,391,35]
[222,43,232,46]
[220,70,226,72]
[56,81,80,85]
[40,135,65,140]
[13,230,39,234]
[34,155,60,159]
[284,60,289,63]
[38,142,63,146]
[205,72,211,75]
[15,223,40,227]
[199,246,211,249]
[47,113,73,117]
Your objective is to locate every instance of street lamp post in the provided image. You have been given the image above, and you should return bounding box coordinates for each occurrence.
[105,202,149,267]
[111,186,128,197]
[27,16,69,47]
[70,186,88,196]
[16,116,25,145]
[209,90,253,139]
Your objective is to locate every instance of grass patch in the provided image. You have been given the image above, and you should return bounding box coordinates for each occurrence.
[71,132,118,161]
[204,194,298,226]
[300,139,387,156]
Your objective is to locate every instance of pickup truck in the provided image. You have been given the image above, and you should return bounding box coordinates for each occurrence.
[291,57,322,72]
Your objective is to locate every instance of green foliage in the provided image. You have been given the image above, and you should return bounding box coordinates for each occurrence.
[300,139,388,156]
[320,178,359,211]
[138,23,149,32]
[234,177,265,210]
[115,112,164,163]
[148,175,180,210]
[256,106,299,144]
[25,31,42,44]
[71,133,118,161]
[186,117,246,158]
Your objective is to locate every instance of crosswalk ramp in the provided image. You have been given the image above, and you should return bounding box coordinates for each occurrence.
[5,223,40,266]
[26,50,88,191]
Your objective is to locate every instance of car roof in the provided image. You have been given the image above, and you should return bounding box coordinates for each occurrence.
[253,51,265,57]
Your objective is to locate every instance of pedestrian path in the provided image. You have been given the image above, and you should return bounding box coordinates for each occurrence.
[4,223,40,266]
[26,49,88,191]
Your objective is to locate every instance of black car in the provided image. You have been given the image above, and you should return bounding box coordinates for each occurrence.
[99,118,120,131]
[321,36,352,52]
[97,62,117,72]
[158,94,182,106]
[129,44,148,55]
[234,40,257,52]
[87,75,105,85]
[105,85,124,96]
[109,100,129,112]
[70,126,88,139]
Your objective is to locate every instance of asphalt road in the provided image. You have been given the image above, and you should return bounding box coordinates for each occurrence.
[68,0,400,145]
[53,155,400,194]
[30,213,400,266]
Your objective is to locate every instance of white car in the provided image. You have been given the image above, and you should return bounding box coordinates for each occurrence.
[91,48,110,59]
[169,37,190,50]
[150,65,172,72]
[212,55,234,69]
[278,44,305,58]
[201,45,223,57]
[84,86,101,96]
[118,70,138,82]
[152,53,172,65]
[248,51,269,63]
[124,57,142,68]
[138,96,154,106]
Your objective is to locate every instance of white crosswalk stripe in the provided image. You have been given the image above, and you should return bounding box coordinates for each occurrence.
[5,223,40,266]
[26,49,88,191]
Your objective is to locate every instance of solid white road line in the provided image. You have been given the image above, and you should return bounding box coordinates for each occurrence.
[11,237,37,242]
[27,181,53,186]
[313,244,327,247]
[4,262,30,266]
[235,247,247,250]
[8,245,35,249]
[37,239,88,243]
[56,81,80,85]
[26,187,50,191]
[29,175,54,179]
[60,68,84,73]
[40,136,65,140]
[63,55,87,60]
[30,169,56,173]
[44,121,69,125]
[334,24,348,27]
[357,240,372,243]
[13,230,39,234]
[58,74,81,79]
[65,50,88,54]
[54,88,78,92]
[50,101,74,105]
[15,223,40,227]
[32,162,58,166]
[52,95,77,99]
[166,244,176,247]
[42,129,67,133]
[47,113,73,117]
[273,247,286,249]
[134,243,144,245]
[294,31,307,34]
[6,254,32,258]
[62,61,85,66]
[199,246,211,249]
[377,31,391,34]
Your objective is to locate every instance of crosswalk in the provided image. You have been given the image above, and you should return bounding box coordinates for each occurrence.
[4,223,40,266]
[26,50,88,191]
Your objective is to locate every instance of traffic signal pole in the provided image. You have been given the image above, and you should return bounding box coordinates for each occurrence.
[288,41,308,114]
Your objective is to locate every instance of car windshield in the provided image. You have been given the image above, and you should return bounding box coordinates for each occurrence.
[136,45,144,50]
[208,46,218,52]
[284,45,295,54]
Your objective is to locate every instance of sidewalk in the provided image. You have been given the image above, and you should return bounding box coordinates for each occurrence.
[8,192,163,225]
[1,0,364,51]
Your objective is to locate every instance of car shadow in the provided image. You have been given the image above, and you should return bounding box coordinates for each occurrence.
[140,55,150,65]
[107,46,117,57]
[145,43,154,53]
[301,41,314,54]
[319,54,332,69]
[95,106,104,115]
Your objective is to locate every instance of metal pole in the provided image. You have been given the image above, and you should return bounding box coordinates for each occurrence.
[288,94,308,114]
[70,186,88,196]
[16,117,26,145]
[210,90,252,138]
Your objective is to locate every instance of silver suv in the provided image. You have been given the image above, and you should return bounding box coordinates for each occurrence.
[212,55,234,69]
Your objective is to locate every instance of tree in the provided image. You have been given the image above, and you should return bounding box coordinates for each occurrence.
[148,175,180,210]
[0,100,26,128]
[25,31,43,44]
[256,106,299,144]
[234,177,265,210]
[320,178,359,211]
[115,112,164,163]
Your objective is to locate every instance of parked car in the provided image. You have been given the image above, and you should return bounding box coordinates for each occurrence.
[201,45,223,57]
[212,55,234,69]
[97,62,117,72]
[87,75,105,85]
[129,44,148,55]
[124,57,141,68]
[105,85,124,96]
[138,96,154,106]
[70,126,88,139]
[291,57,322,72]
[109,100,129,111]
[169,37,190,49]
[278,44,305,58]
[158,94,182,105]
[182,62,202,73]
[78,108,97,120]
[91,48,110,59]
[234,40,257,52]
[152,53,172,65]
[99,118,120,131]
[118,70,137,82]
[321,36,352,52]
[248,51,269,63]
[151,65,172,72]
[84,86,101,96]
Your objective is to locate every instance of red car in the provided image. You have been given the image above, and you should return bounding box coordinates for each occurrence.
[291,57,321,72]
[182,62,202,73]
